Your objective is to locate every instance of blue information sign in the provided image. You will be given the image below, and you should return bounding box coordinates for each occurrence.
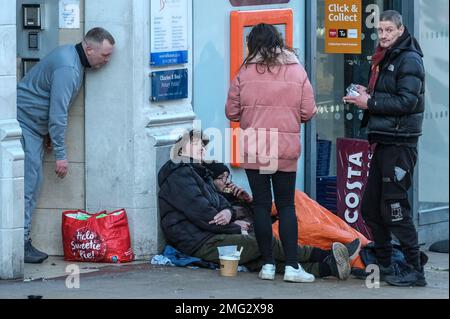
[150,50,188,66]
[151,69,188,102]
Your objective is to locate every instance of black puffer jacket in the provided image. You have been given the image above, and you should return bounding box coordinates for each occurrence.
[158,160,241,255]
[364,28,425,145]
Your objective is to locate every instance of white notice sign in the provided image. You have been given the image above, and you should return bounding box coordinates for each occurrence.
[59,0,80,29]
[150,0,188,66]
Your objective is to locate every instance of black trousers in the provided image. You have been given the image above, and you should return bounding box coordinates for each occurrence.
[245,170,298,268]
[361,144,420,270]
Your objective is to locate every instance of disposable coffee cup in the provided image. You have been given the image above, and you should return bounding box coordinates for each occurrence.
[219,255,240,277]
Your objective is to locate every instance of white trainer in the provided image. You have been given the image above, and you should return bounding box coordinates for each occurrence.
[284,264,315,283]
[258,264,276,280]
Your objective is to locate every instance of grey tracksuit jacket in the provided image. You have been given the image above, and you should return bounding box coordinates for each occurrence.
[17,44,84,160]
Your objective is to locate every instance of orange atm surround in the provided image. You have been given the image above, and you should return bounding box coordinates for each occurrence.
[229,9,294,167]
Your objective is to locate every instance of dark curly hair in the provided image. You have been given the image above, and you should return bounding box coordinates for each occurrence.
[242,23,296,74]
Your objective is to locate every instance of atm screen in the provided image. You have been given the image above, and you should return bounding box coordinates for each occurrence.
[243,24,287,60]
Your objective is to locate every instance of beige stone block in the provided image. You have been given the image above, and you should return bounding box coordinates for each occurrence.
[59,27,85,45]
[37,162,85,209]
[124,208,160,259]
[70,85,85,116]
[30,209,64,256]
[44,115,85,163]
[86,1,131,24]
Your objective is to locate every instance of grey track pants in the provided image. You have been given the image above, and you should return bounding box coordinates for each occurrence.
[20,124,44,241]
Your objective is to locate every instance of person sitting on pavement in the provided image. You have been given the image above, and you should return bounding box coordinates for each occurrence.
[204,161,255,231]
[157,129,361,282]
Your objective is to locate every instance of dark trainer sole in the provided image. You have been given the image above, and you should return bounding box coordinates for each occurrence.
[386,279,428,287]
[24,255,48,264]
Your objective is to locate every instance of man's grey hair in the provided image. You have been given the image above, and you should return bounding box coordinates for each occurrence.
[84,27,115,45]
[380,10,403,28]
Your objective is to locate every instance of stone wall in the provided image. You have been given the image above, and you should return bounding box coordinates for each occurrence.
[0,0,24,280]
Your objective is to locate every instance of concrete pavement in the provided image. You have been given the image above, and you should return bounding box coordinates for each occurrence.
[0,250,448,299]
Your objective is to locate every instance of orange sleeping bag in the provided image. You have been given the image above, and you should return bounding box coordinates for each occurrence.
[271,191,371,269]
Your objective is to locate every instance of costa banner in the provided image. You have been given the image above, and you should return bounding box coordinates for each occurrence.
[336,138,374,240]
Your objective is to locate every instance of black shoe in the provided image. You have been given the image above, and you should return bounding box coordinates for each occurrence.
[24,239,48,264]
[324,242,351,280]
[420,251,429,267]
[378,264,399,281]
[345,238,361,261]
[384,265,427,287]
[351,267,370,280]
[351,263,399,281]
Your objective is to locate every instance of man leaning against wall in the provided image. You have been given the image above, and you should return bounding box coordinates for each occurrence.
[17,27,115,263]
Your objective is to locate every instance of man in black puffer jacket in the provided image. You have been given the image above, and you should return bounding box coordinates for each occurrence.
[344,10,426,287]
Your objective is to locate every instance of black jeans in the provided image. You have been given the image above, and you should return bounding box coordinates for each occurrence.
[245,170,298,268]
[361,144,420,270]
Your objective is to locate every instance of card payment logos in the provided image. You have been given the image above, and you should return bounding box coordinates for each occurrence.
[348,29,358,39]
[338,29,348,38]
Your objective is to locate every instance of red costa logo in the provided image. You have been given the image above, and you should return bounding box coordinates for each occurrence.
[329,29,337,38]
[70,228,106,261]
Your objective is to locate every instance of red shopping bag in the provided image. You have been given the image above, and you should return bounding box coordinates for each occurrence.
[62,209,134,263]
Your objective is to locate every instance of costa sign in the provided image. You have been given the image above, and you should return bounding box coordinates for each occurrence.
[336,138,373,240]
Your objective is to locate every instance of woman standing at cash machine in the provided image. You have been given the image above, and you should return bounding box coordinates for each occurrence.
[226,23,318,283]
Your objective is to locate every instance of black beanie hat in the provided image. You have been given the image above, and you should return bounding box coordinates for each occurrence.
[204,162,230,180]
